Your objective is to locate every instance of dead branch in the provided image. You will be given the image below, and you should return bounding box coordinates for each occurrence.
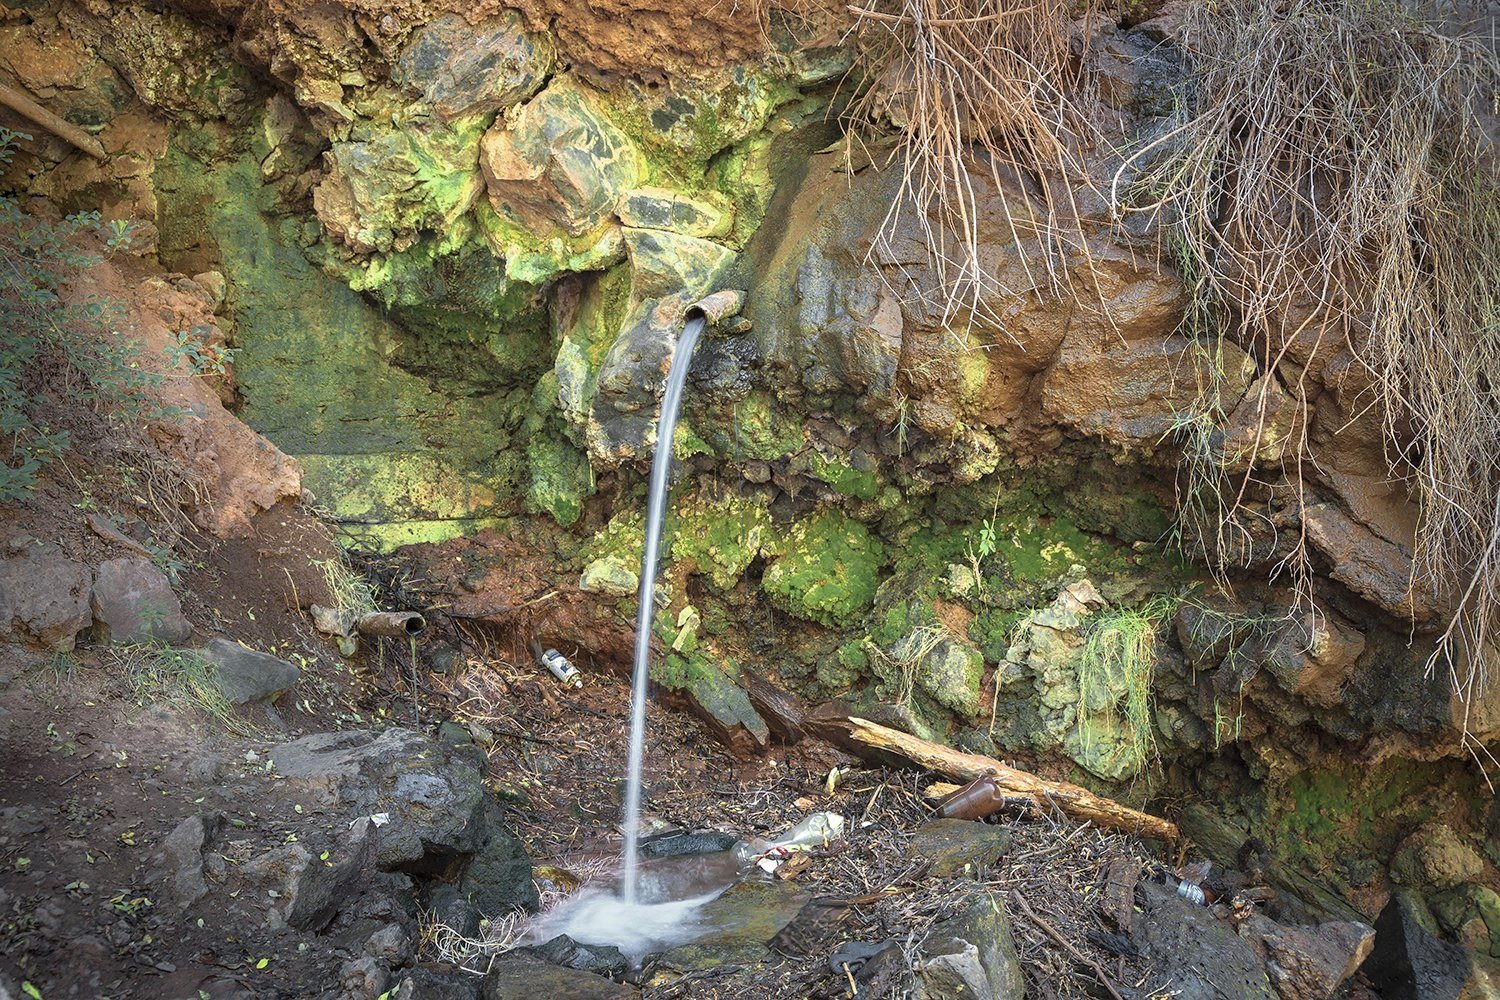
[813,714,1179,840]
[0,82,106,159]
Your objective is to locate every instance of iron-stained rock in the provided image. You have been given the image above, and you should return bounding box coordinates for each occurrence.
[480,80,641,241]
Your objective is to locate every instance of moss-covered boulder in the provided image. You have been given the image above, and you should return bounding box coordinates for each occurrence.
[762,513,886,627]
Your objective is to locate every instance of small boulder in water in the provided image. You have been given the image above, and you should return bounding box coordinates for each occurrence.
[531,934,630,981]
[639,830,739,860]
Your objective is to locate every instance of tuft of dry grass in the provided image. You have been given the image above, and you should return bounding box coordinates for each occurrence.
[1118,0,1500,708]
[843,0,1098,325]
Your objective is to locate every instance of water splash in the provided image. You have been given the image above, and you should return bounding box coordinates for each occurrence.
[619,311,708,904]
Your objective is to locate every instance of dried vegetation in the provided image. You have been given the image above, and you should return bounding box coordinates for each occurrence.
[1117,0,1500,709]
[840,0,1098,323]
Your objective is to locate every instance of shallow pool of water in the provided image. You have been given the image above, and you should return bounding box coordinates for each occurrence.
[527,851,742,962]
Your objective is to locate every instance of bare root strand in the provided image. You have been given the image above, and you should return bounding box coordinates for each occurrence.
[843,0,1098,329]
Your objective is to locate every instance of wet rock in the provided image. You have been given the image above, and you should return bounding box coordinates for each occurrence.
[639,830,739,859]
[585,229,736,461]
[532,934,630,980]
[201,638,299,705]
[269,729,537,913]
[425,883,482,939]
[1253,919,1375,1000]
[914,887,1024,1000]
[396,11,554,119]
[659,879,809,969]
[909,819,1011,877]
[457,826,541,917]
[389,967,482,1000]
[90,557,192,644]
[675,661,771,756]
[0,544,91,651]
[1392,824,1486,890]
[617,187,732,239]
[1364,893,1492,1000]
[1135,881,1274,999]
[485,955,639,998]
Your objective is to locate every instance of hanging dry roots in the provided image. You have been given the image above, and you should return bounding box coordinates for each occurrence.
[844,0,1097,326]
[1116,0,1500,707]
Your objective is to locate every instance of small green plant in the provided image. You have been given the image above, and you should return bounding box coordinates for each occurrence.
[164,326,239,377]
[1076,595,1181,774]
[0,129,224,505]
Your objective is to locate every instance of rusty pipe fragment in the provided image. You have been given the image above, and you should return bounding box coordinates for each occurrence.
[356,611,426,638]
[685,289,744,325]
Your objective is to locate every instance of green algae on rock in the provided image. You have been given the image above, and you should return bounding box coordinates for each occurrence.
[762,512,887,627]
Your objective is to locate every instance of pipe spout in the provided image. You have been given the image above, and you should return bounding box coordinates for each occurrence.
[357,611,427,638]
[685,289,745,326]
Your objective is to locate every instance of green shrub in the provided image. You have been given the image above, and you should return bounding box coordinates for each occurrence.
[0,129,179,502]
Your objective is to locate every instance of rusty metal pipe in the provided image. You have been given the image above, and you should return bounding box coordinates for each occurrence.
[685,289,744,325]
[356,611,426,638]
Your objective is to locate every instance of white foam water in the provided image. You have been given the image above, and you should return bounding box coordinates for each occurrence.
[530,888,722,963]
[529,850,738,962]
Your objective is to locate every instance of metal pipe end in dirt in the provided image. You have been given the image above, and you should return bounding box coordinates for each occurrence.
[685,289,745,326]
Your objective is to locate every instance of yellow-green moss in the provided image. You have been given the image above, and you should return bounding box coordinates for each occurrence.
[668,491,775,589]
[762,512,887,627]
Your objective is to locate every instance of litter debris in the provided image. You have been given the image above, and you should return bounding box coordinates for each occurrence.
[932,772,1006,821]
[770,811,845,851]
[538,648,583,689]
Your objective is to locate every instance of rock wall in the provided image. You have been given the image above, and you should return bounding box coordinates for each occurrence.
[3,0,1496,939]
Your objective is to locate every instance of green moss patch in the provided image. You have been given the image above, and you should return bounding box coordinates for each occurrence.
[762,512,887,627]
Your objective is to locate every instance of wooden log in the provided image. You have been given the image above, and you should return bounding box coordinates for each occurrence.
[0,82,107,159]
[823,715,1179,841]
[740,669,808,744]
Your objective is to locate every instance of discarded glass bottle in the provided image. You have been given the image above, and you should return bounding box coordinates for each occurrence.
[934,773,1006,821]
[539,648,583,689]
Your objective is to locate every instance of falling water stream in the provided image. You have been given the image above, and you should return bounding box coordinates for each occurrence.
[620,310,707,903]
[526,310,733,961]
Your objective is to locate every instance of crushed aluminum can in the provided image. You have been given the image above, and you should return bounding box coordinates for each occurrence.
[540,648,583,689]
